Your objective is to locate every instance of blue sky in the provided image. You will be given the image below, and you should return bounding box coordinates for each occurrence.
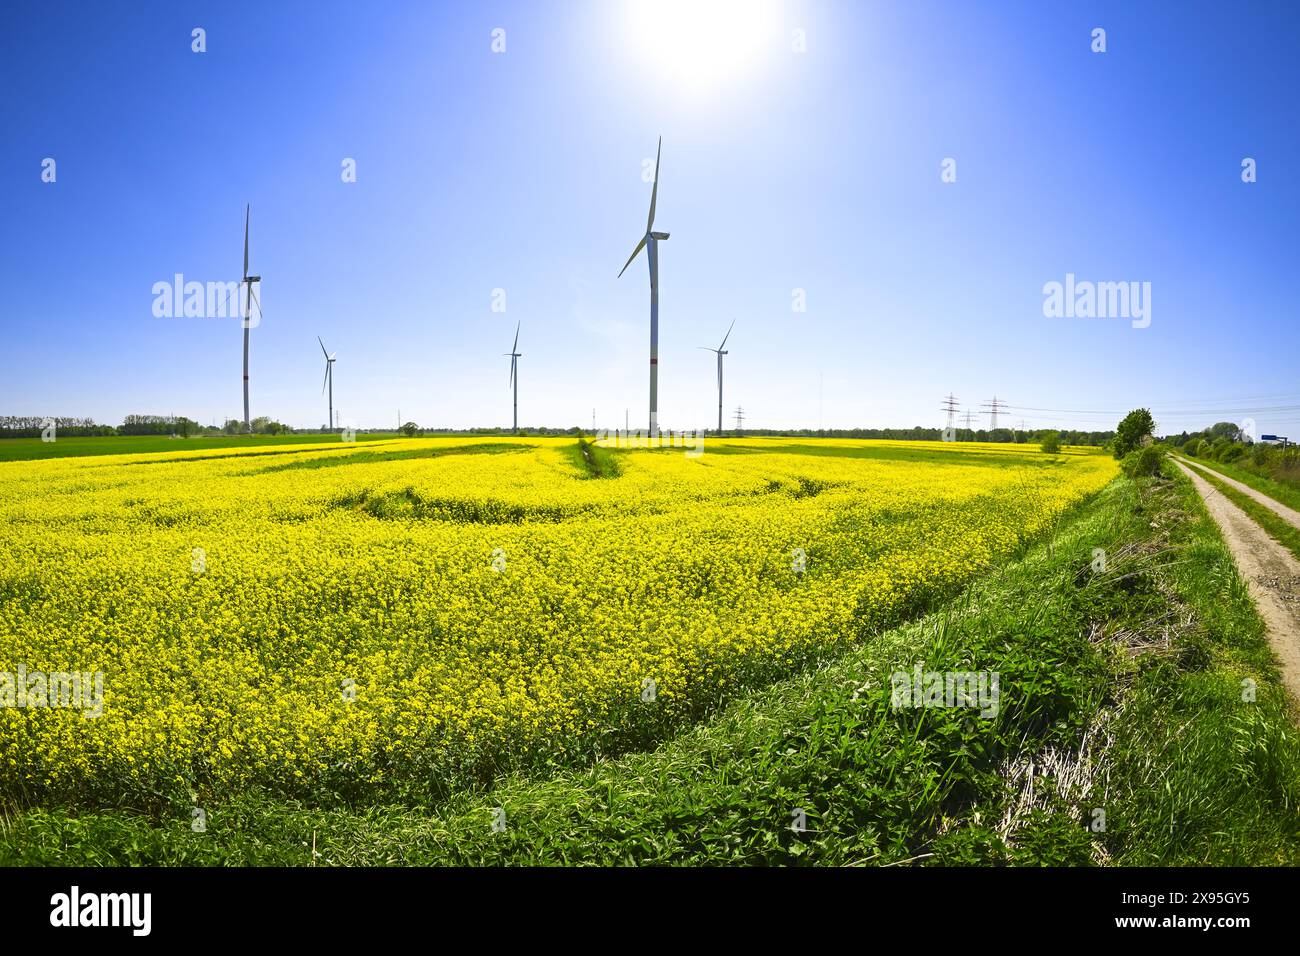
[3,0,1298,435]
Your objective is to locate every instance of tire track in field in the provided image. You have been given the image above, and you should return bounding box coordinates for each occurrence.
[1172,459,1300,703]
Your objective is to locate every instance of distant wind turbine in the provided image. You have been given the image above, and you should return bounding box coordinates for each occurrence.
[699,319,735,434]
[505,321,521,433]
[618,136,669,437]
[240,204,262,433]
[318,337,337,431]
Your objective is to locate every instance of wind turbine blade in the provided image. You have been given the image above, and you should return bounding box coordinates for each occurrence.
[719,318,735,350]
[323,363,330,394]
[617,235,648,278]
[243,205,250,279]
[318,336,329,359]
[508,357,515,388]
[646,136,661,233]
[512,321,519,354]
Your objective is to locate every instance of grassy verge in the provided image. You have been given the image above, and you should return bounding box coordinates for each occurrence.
[3,467,1297,865]
[1177,458,1300,563]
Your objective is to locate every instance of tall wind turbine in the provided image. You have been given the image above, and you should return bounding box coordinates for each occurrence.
[318,337,337,431]
[699,319,735,434]
[240,204,262,433]
[505,321,521,433]
[618,136,669,437]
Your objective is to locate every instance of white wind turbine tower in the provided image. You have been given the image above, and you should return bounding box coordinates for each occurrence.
[240,204,262,433]
[505,321,521,433]
[699,319,735,434]
[318,337,337,431]
[618,136,669,437]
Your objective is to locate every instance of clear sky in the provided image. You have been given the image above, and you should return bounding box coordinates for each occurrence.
[3,0,1298,436]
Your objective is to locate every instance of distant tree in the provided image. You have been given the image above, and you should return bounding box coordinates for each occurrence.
[400,421,420,437]
[222,419,243,435]
[121,414,188,436]
[1208,421,1242,442]
[1113,408,1156,459]
[248,416,287,435]
[1039,430,1061,454]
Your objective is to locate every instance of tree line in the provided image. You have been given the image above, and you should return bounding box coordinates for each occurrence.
[0,415,291,438]
[1,416,1121,444]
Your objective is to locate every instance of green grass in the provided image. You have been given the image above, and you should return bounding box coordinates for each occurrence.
[566,438,624,478]
[4,464,1296,865]
[0,433,398,461]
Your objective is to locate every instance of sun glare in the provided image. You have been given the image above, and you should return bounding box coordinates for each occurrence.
[624,0,779,94]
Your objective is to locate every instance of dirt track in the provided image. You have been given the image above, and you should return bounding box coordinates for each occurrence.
[1172,459,1300,703]
[1178,456,1300,529]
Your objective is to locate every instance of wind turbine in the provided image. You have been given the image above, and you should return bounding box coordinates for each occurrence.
[505,321,521,433]
[240,204,262,433]
[699,319,735,434]
[618,136,669,437]
[318,337,337,431]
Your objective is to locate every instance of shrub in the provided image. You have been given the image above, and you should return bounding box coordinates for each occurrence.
[1039,431,1061,454]
[1122,446,1164,478]
[1218,443,1246,463]
[1183,439,1201,457]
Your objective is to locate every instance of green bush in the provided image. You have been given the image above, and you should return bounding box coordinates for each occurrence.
[1218,443,1246,463]
[1114,408,1156,459]
[1183,438,1201,457]
[1039,430,1061,454]
[1122,446,1164,478]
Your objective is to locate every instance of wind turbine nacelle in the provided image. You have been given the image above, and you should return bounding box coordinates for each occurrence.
[650,231,670,240]
[246,275,261,283]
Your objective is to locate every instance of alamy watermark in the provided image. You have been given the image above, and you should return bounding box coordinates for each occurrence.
[890,663,1000,718]
[50,886,151,936]
[152,274,260,328]
[592,427,704,458]
[1043,273,1151,329]
[1,666,104,717]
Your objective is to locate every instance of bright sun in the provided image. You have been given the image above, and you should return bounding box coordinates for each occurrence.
[624,0,779,94]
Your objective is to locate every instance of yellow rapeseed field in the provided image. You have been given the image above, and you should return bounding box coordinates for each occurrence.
[0,437,1116,806]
